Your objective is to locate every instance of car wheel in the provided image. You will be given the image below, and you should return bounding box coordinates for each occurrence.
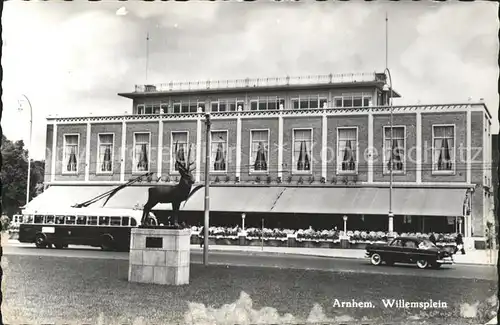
[35,234,47,248]
[416,259,429,269]
[370,253,382,266]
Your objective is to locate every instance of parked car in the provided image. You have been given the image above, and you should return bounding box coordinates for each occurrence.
[365,236,454,269]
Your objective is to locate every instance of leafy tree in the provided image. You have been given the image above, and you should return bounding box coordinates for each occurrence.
[1,135,45,217]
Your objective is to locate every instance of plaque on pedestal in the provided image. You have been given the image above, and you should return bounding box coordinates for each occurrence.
[128,227,191,285]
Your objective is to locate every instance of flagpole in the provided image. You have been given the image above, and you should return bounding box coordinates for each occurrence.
[146,32,150,83]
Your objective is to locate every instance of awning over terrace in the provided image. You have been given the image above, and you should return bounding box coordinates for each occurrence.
[22,185,468,217]
[270,187,467,217]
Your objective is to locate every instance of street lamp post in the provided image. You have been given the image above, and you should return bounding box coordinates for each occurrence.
[203,112,211,266]
[18,95,33,206]
[343,215,348,234]
[383,69,394,234]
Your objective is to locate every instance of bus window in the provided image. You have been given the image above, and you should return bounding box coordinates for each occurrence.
[76,216,87,225]
[23,215,34,223]
[130,219,137,227]
[99,217,110,226]
[65,216,76,225]
[87,216,97,225]
[122,217,130,226]
[46,215,55,224]
[34,215,44,224]
[56,216,65,224]
[110,217,121,226]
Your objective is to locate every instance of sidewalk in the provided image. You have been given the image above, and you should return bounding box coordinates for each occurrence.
[190,244,499,266]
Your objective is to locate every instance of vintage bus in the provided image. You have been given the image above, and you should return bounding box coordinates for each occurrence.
[18,208,156,251]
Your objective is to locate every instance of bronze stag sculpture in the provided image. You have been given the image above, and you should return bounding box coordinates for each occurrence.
[140,142,204,226]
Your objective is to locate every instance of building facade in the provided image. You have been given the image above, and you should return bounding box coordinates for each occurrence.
[29,72,494,247]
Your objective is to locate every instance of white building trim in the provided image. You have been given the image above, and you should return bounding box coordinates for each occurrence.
[51,123,57,182]
[85,123,91,181]
[236,117,242,179]
[120,121,126,182]
[321,113,327,180]
[278,116,284,179]
[367,112,373,183]
[466,110,472,184]
[416,112,422,184]
[157,120,163,179]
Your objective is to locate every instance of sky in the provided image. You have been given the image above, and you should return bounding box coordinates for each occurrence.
[2,1,498,160]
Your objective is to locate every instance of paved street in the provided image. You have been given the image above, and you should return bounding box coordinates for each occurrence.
[3,241,496,281]
[2,242,498,325]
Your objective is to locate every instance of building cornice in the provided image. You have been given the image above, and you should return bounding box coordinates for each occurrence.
[46,103,487,124]
[45,180,474,189]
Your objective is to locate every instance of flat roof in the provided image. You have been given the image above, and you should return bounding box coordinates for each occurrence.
[118,72,402,99]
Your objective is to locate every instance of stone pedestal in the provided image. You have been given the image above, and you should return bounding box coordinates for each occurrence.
[128,227,190,285]
[340,235,350,249]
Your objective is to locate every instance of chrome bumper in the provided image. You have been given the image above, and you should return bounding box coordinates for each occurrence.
[437,257,454,264]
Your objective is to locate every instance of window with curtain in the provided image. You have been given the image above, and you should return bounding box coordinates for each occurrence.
[63,134,79,173]
[171,132,188,172]
[337,128,357,173]
[250,130,269,173]
[211,131,228,172]
[293,129,312,173]
[433,125,454,171]
[134,133,150,173]
[384,127,405,173]
[98,134,114,173]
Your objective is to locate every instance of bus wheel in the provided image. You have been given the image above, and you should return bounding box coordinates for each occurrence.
[54,243,64,249]
[35,234,47,248]
[100,234,115,251]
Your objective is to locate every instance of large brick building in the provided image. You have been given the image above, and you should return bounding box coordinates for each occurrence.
[26,72,494,248]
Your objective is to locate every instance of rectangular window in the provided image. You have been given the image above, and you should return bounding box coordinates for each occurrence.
[219,100,227,112]
[250,100,258,111]
[161,104,169,114]
[353,95,363,107]
[211,131,228,172]
[292,98,300,109]
[189,102,198,113]
[63,134,79,173]
[110,217,121,226]
[171,131,188,172]
[334,97,342,108]
[293,129,312,173]
[87,216,98,225]
[97,134,114,174]
[145,104,153,114]
[136,105,145,115]
[250,130,269,173]
[383,126,405,174]
[65,216,76,225]
[433,125,455,172]
[76,216,87,225]
[133,133,150,173]
[211,101,219,112]
[337,128,358,174]
[181,102,189,113]
[197,102,205,112]
[173,102,181,114]
[46,215,55,224]
[98,216,110,226]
